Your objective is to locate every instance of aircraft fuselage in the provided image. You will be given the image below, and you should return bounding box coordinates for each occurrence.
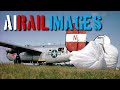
[6,45,71,64]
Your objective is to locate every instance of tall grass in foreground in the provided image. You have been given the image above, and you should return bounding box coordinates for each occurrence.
[0,64,120,79]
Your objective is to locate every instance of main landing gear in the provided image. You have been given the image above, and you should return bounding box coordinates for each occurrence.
[14,51,21,64]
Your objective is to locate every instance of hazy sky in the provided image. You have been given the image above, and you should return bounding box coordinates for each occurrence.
[0,11,120,66]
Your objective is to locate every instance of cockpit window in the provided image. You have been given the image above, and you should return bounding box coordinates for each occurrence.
[58,48,64,53]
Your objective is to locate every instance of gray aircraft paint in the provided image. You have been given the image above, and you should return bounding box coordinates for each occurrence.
[6,44,71,63]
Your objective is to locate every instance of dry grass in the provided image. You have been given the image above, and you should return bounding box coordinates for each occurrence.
[0,64,120,79]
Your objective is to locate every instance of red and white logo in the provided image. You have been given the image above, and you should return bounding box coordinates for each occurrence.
[65,23,87,52]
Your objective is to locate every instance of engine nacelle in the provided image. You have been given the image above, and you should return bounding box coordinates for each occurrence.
[6,48,16,54]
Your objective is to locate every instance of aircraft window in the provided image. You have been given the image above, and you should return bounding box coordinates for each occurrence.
[58,48,64,53]
[58,48,61,51]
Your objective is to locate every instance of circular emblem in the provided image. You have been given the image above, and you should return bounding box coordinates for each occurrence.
[51,50,58,58]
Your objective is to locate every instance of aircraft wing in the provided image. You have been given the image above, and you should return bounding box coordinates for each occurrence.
[0,41,42,54]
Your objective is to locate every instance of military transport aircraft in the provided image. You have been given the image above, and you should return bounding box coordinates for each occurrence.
[0,42,71,65]
[0,24,87,65]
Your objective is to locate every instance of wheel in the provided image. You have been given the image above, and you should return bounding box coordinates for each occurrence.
[18,59,21,64]
[14,59,17,64]
[14,56,21,64]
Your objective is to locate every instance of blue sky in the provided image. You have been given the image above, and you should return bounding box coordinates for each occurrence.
[0,11,120,66]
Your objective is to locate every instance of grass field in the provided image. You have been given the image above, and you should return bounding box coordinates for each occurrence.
[0,64,120,79]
